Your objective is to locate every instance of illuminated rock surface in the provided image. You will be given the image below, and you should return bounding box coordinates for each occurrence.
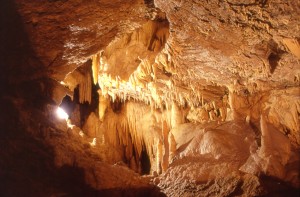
[0,0,299,196]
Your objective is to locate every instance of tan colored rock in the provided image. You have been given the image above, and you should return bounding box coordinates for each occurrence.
[2,0,300,196]
[98,93,110,122]
[82,112,100,138]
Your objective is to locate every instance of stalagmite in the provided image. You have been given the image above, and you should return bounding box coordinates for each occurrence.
[162,121,169,172]
[209,111,216,121]
[219,107,227,121]
[227,91,237,120]
[156,140,163,174]
[260,114,270,155]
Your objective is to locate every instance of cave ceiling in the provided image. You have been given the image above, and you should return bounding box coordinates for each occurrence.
[13,0,299,101]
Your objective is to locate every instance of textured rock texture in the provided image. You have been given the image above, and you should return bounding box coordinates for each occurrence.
[0,0,299,196]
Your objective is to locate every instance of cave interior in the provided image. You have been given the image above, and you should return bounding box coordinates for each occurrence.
[0,0,299,196]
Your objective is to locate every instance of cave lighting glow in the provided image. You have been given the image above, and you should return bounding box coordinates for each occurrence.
[66,119,75,129]
[56,107,69,120]
[90,138,97,147]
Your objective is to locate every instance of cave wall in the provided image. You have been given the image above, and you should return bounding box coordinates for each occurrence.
[0,0,299,196]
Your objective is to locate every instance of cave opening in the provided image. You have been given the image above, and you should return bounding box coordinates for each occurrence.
[140,145,151,175]
[59,95,74,117]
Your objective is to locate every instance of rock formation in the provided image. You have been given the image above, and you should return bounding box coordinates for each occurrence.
[0,0,299,196]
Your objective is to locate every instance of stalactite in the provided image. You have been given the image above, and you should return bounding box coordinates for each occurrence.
[78,68,92,104]
[171,102,183,128]
[87,72,92,102]
[98,92,109,121]
[92,53,100,85]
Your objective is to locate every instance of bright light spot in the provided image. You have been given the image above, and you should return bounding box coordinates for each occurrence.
[66,119,75,129]
[103,63,108,71]
[56,107,69,120]
[90,138,97,147]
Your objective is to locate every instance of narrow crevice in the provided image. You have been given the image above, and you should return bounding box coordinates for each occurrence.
[140,145,151,175]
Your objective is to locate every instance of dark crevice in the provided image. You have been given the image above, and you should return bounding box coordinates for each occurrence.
[249,120,261,147]
[110,97,123,113]
[140,145,151,175]
[268,52,280,74]
[144,0,155,8]
[267,40,285,74]
[259,175,300,197]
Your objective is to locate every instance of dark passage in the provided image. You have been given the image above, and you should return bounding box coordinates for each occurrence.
[140,146,151,175]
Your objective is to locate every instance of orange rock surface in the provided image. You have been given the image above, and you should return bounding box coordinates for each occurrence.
[0,0,299,196]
